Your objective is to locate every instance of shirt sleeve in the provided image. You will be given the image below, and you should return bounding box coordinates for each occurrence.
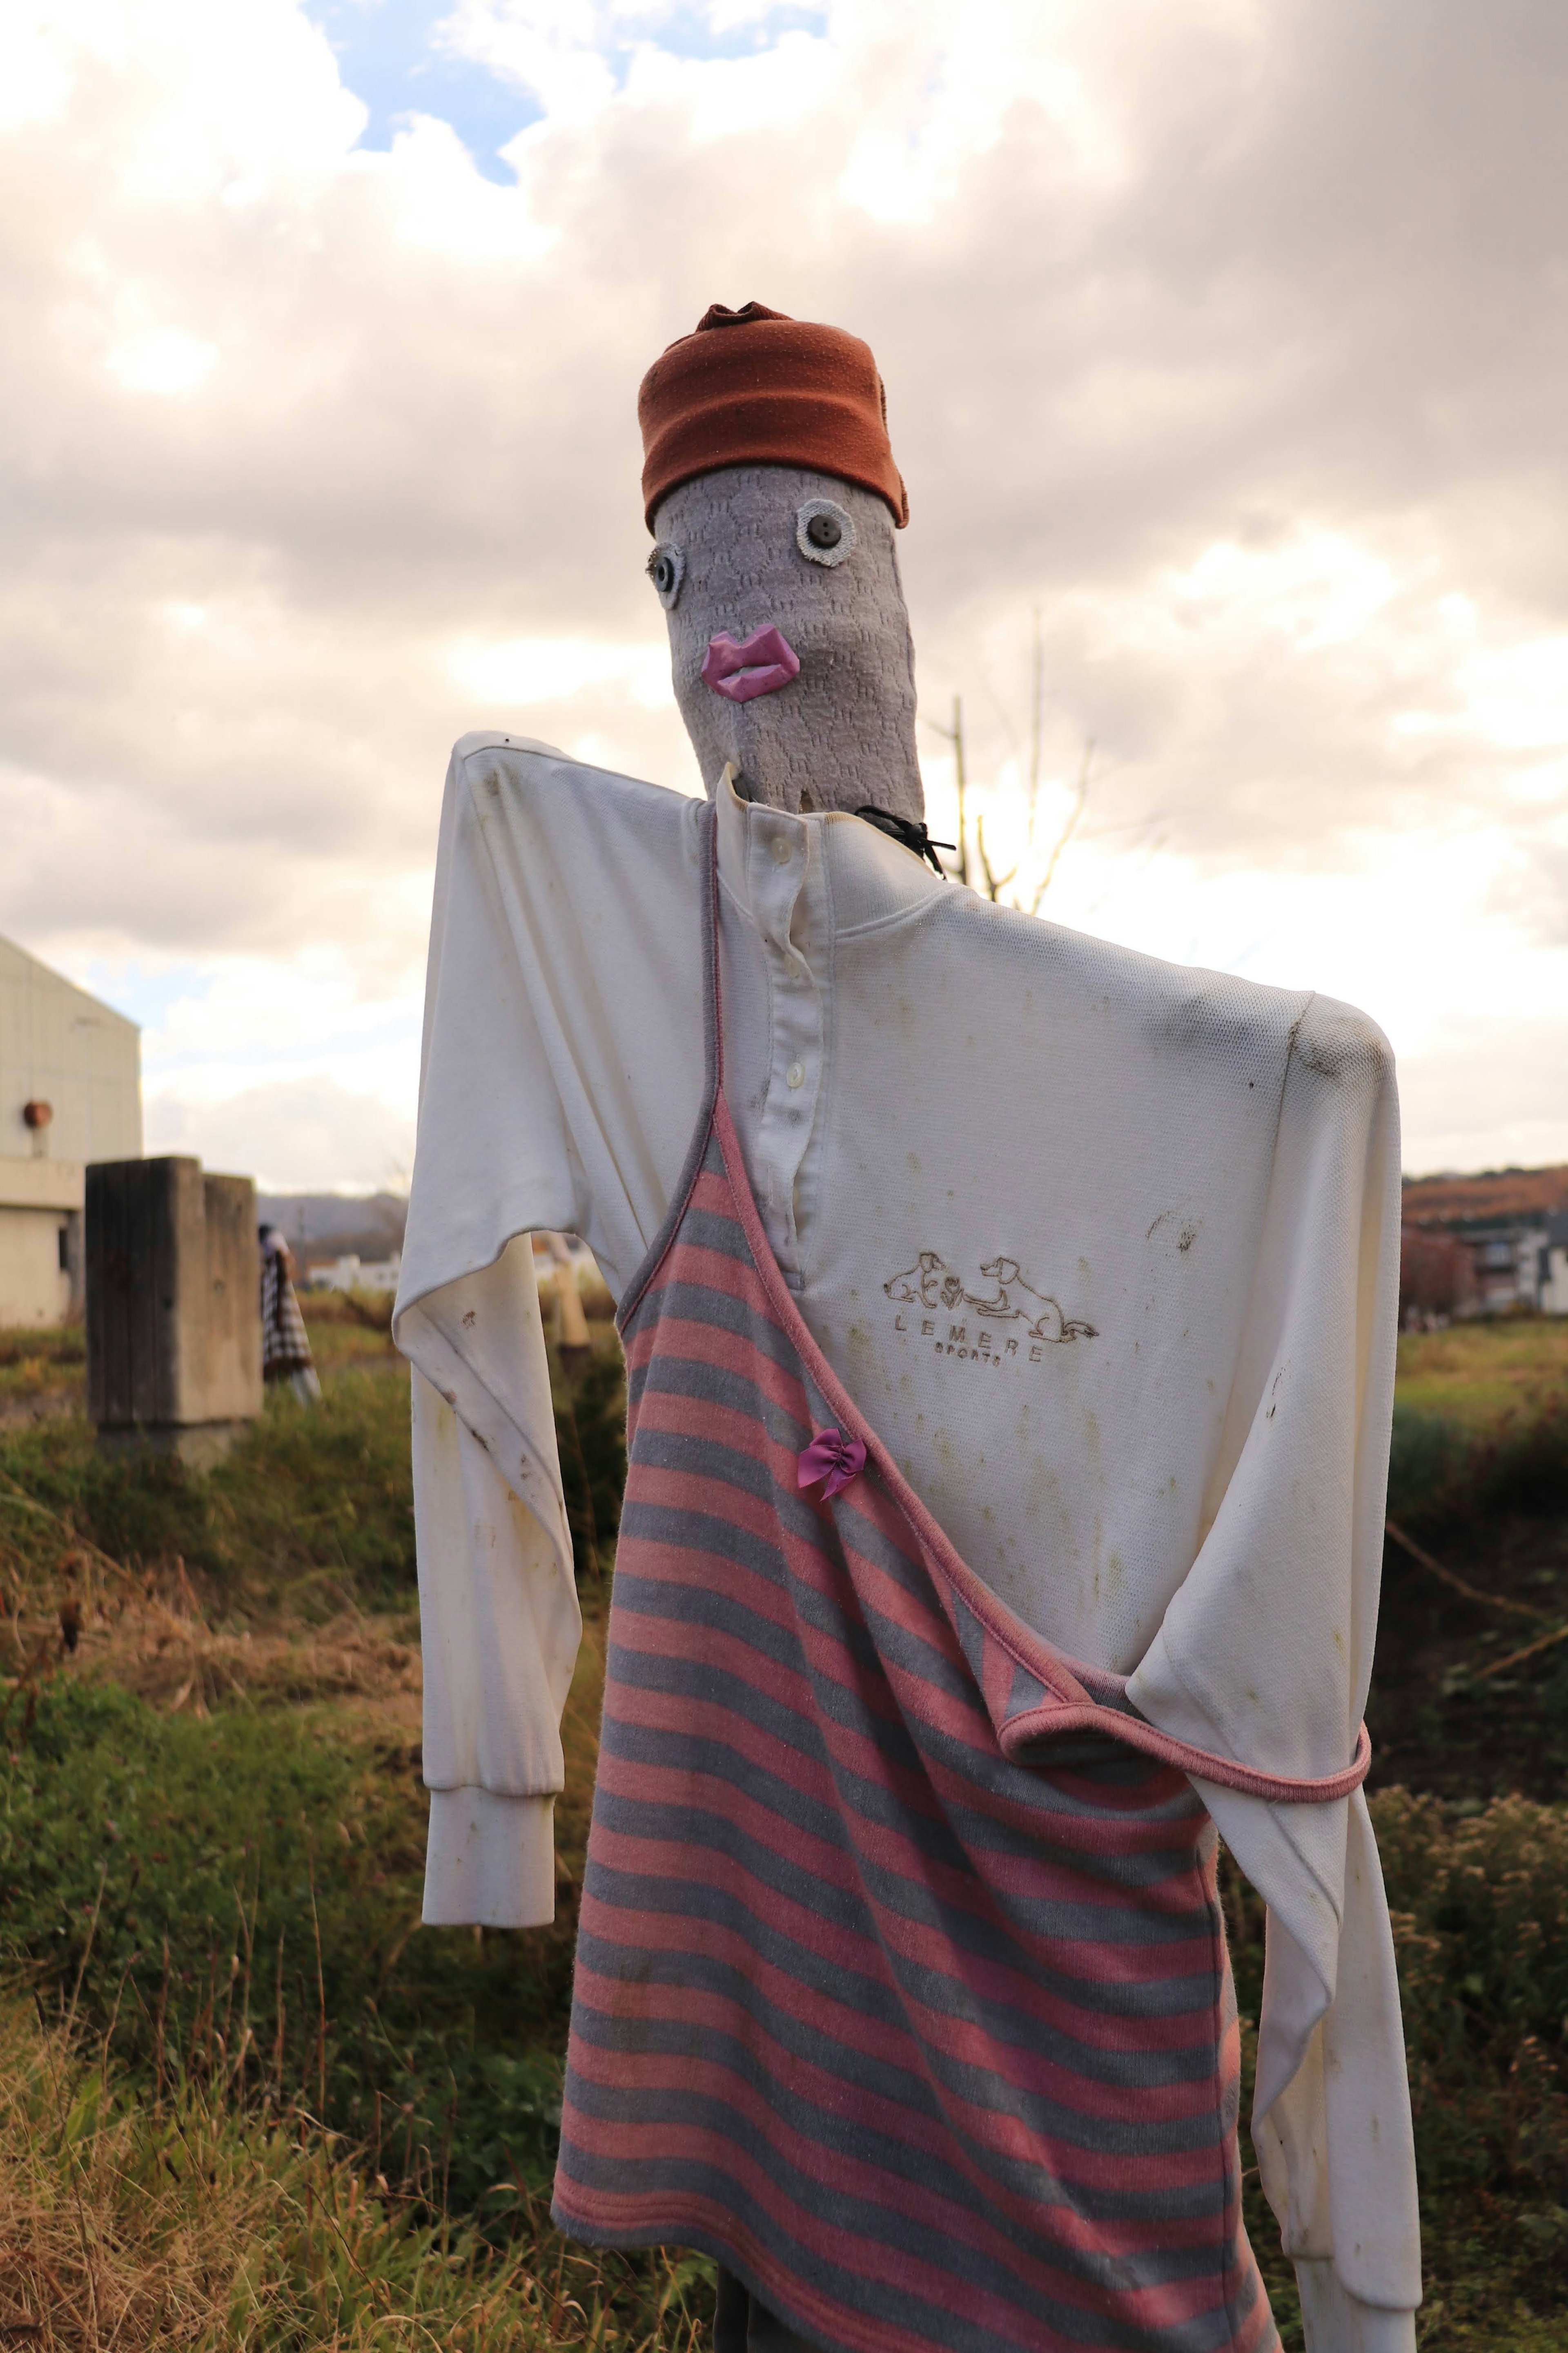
[393,735,706,1927]
[1125,993,1421,2345]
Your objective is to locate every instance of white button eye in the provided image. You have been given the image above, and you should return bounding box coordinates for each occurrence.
[647,542,684,608]
[796,498,855,567]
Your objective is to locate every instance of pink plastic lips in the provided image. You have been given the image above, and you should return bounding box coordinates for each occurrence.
[701,624,801,703]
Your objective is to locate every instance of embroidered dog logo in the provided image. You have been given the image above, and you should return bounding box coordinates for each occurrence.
[883,1250,968,1312]
[966,1257,1097,1342]
[884,1251,1096,1344]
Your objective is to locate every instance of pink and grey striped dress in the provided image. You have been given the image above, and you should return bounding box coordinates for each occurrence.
[552,812,1369,2353]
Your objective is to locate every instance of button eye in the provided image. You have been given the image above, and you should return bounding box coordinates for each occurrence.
[796,498,855,567]
[647,542,684,608]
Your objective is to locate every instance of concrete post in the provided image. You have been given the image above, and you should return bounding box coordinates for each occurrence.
[87,1156,263,1465]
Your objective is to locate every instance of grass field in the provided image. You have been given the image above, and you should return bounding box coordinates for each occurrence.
[1397,1317,1568,1432]
[0,1303,1564,2348]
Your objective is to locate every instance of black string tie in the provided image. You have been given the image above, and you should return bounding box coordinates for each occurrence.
[853,806,954,876]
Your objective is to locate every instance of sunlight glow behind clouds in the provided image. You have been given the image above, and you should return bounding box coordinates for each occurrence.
[1,0,1566,1189]
[1168,533,1400,656]
[105,326,219,396]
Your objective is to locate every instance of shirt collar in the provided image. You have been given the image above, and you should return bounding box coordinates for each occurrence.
[715,767,946,940]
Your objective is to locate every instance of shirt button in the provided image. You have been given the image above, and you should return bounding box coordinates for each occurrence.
[770,835,792,865]
[785,1061,805,1090]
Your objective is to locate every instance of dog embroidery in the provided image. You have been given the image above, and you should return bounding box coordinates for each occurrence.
[963,1256,1097,1342]
[884,1251,1097,1343]
[884,1251,968,1312]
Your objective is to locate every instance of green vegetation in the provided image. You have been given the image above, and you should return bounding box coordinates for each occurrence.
[1389,1318,1568,1532]
[1228,1793,1568,2346]
[0,1312,682,2351]
[0,1370,415,1610]
[0,1995,708,2349]
[1398,1318,1568,1432]
[0,1320,85,1412]
[0,1307,1565,2346]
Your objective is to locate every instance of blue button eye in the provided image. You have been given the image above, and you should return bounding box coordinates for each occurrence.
[647,543,684,608]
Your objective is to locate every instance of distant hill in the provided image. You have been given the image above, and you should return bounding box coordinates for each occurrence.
[257,1192,407,1265]
[1403,1164,1568,1228]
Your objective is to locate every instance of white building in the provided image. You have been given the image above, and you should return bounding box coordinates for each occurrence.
[1538,1215,1568,1316]
[1447,1214,1568,1318]
[305,1251,403,1295]
[0,936,141,1326]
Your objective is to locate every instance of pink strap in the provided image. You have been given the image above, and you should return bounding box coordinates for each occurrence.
[999,1696,1373,1802]
[795,1423,1371,1804]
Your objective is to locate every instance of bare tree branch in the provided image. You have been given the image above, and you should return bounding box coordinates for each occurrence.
[1029,737,1093,914]
[924,622,1095,912]
[975,814,1018,904]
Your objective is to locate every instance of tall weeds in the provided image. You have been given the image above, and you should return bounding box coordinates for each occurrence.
[0,1998,713,2350]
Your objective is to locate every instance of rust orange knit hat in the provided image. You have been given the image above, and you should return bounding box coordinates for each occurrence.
[638,301,908,532]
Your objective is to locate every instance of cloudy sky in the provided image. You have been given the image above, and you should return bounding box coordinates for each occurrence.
[3,0,1566,1190]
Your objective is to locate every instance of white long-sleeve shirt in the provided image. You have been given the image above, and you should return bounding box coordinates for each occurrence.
[394,733,1421,2351]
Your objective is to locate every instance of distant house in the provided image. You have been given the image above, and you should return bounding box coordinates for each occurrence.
[305,1251,403,1295]
[0,936,141,1325]
[1539,1213,1568,1316]
[1401,1163,1568,1320]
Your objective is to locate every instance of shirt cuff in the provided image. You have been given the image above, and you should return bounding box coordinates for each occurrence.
[423,1787,557,1927]
[1296,2261,1417,2353]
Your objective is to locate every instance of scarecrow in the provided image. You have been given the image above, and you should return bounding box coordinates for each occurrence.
[394,307,1420,2353]
[258,1224,321,1404]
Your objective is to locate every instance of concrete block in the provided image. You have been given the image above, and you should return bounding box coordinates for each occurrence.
[87,1157,263,1454]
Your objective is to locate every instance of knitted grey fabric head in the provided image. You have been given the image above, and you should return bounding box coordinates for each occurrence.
[649,465,925,825]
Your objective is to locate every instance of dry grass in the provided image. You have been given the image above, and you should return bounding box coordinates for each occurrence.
[0,1303,400,1430]
[0,2001,710,2351]
[0,1505,422,1727]
[72,1595,423,1721]
[0,1328,85,1434]
[298,1294,403,1365]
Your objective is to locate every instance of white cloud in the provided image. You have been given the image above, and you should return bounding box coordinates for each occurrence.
[441,0,622,123]
[0,0,1565,1185]
[104,326,219,396]
[445,633,670,707]
[146,1073,415,1193]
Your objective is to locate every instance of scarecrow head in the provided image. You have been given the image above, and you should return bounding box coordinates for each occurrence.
[639,303,924,826]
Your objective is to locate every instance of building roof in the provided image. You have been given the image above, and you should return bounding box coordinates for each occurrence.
[1402,1162,1568,1228]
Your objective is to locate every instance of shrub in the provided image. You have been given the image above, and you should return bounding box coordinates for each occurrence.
[1229,1791,1568,2345]
[1,1349,618,1607]
[0,1373,417,1608]
[0,1676,578,2224]
[1374,1789,1568,2206]
[1385,1400,1568,1529]
[1385,1406,1473,1525]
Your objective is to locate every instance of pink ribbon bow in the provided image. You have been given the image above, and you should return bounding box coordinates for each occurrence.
[797,1425,866,1501]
